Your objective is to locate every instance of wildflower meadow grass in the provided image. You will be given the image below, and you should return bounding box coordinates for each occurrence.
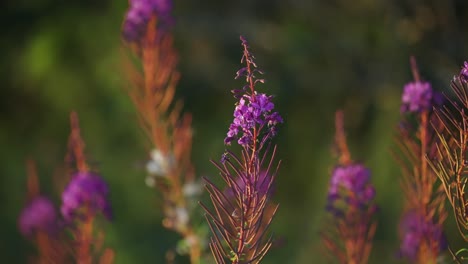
[4,1,468,263]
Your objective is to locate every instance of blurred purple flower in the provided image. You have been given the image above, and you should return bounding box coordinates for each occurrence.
[327,164,376,216]
[122,0,173,42]
[460,61,468,83]
[18,196,58,237]
[431,90,445,106]
[399,210,447,261]
[401,81,433,113]
[61,172,112,222]
[225,171,273,199]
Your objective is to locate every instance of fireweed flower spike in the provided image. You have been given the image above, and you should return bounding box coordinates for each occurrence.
[19,161,58,238]
[122,1,203,263]
[428,61,468,247]
[399,210,447,261]
[400,59,443,114]
[395,57,447,263]
[224,37,283,147]
[61,112,114,264]
[201,36,282,264]
[321,111,377,264]
[18,160,67,263]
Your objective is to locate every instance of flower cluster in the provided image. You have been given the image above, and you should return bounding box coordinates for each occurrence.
[61,172,112,222]
[460,61,468,83]
[225,37,283,147]
[400,81,434,113]
[122,0,173,42]
[18,196,58,237]
[399,210,447,261]
[225,93,283,146]
[400,78,445,114]
[327,164,376,213]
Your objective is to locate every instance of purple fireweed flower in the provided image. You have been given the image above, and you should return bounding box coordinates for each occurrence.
[122,0,173,42]
[326,163,377,221]
[323,162,377,264]
[460,61,468,83]
[18,196,58,237]
[61,172,112,222]
[399,210,447,261]
[203,37,281,263]
[401,81,433,113]
[327,164,376,215]
[224,36,283,147]
[225,91,282,146]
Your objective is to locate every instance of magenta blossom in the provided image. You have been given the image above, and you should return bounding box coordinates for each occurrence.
[399,210,446,261]
[18,196,58,237]
[61,172,112,222]
[327,163,376,216]
[122,0,173,42]
[460,61,468,83]
[401,81,433,113]
[225,93,283,146]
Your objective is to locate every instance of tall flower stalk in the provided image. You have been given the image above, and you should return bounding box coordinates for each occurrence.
[18,160,66,264]
[429,61,468,255]
[18,112,113,264]
[62,112,114,264]
[321,111,377,264]
[394,57,447,263]
[122,1,203,263]
[201,36,283,264]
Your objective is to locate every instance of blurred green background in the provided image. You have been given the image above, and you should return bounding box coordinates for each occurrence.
[2,0,468,263]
